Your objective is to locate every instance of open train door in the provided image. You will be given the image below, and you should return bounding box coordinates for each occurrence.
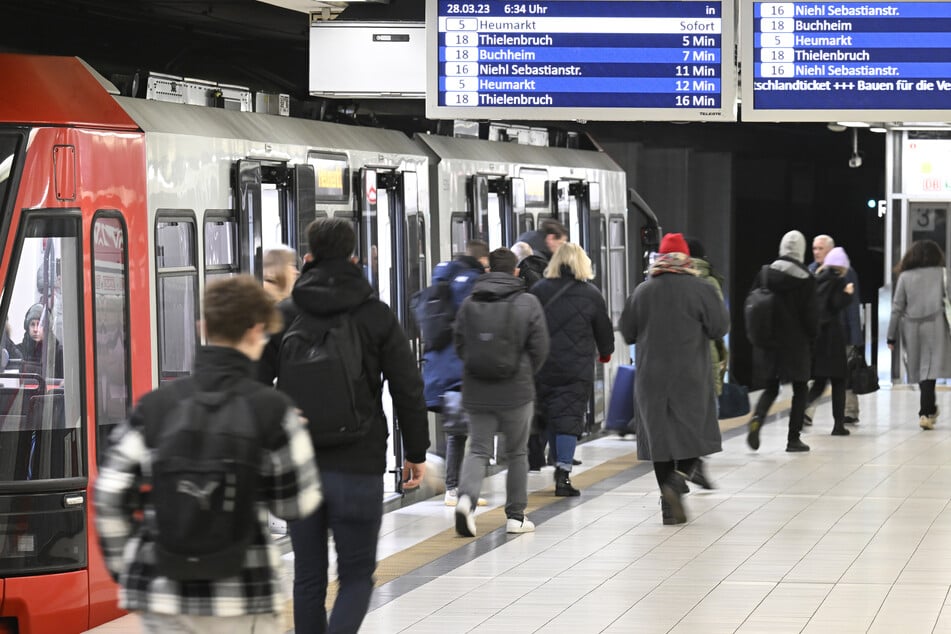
[468,175,519,249]
[233,159,263,278]
[357,166,425,494]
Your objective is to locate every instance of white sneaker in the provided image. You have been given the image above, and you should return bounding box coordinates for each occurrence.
[506,516,535,534]
[454,495,477,537]
[445,488,487,507]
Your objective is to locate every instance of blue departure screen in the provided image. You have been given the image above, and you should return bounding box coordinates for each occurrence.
[746,1,951,120]
[426,0,737,121]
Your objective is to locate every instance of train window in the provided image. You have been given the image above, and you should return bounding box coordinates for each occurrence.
[155,214,198,382]
[92,213,131,463]
[450,212,470,257]
[518,168,549,207]
[261,183,284,253]
[0,134,22,217]
[308,152,350,203]
[0,213,83,482]
[204,211,237,282]
[608,216,628,325]
[519,213,535,235]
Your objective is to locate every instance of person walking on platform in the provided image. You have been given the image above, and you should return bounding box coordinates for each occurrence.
[258,218,429,634]
[95,276,322,634]
[805,246,856,436]
[619,233,729,525]
[887,239,951,430]
[746,230,819,453]
[807,234,864,425]
[453,248,549,536]
[418,239,489,507]
[529,243,614,497]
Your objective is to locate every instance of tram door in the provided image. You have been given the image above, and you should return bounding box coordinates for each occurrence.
[358,167,425,494]
[233,159,316,278]
[469,175,521,249]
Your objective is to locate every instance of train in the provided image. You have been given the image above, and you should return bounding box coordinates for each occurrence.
[0,53,641,633]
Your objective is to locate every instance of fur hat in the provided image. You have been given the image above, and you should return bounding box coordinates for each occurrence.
[779,230,806,263]
[824,246,850,270]
[659,233,690,256]
[23,304,43,331]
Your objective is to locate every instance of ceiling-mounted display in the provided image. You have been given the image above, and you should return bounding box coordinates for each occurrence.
[426,0,737,121]
[742,0,951,121]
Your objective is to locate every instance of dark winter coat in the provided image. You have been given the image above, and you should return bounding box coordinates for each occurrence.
[620,271,729,462]
[517,254,548,290]
[751,257,819,384]
[530,273,614,436]
[421,255,485,408]
[453,272,549,410]
[258,257,430,473]
[20,334,63,377]
[811,268,852,378]
[811,262,862,346]
[517,229,554,261]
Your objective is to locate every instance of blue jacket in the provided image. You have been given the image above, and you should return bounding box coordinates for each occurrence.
[422,256,484,408]
[810,261,862,346]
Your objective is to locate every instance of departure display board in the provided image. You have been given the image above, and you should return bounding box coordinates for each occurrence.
[425,0,737,121]
[742,0,951,121]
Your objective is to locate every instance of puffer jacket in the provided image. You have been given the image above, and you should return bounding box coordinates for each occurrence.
[530,272,614,436]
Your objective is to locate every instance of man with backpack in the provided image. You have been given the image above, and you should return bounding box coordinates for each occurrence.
[417,239,489,507]
[94,275,322,634]
[746,230,819,453]
[515,218,568,288]
[258,217,429,634]
[453,248,549,537]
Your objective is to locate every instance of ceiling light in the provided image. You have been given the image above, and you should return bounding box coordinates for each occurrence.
[835,121,872,128]
[870,126,887,133]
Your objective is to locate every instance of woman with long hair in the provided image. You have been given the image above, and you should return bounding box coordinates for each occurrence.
[529,243,614,496]
[887,239,951,429]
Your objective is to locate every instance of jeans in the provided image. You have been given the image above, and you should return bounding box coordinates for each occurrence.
[754,379,809,443]
[444,433,466,490]
[289,470,383,634]
[460,402,533,520]
[551,432,578,472]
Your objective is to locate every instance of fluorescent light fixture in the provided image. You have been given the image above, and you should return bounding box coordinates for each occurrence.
[835,121,872,128]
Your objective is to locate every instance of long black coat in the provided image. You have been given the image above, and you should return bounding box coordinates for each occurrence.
[812,268,851,378]
[751,257,819,384]
[530,275,614,436]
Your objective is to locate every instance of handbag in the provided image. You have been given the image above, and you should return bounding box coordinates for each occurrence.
[847,350,880,395]
[943,269,951,334]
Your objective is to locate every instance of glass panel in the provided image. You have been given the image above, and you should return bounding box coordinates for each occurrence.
[451,213,470,257]
[0,215,83,482]
[92,216,130,463]
[156,219,195,268]
[157,276,197,382]
[261,184,284,253]
[0,134,21,215]
[488,193,502,249]
[519,213,535,235]
[204,214,237,282]
[609,216,627,326]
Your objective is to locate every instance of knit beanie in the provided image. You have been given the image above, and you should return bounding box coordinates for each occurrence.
[23,304,43,331]
[824,246,850,270]
[659,233,690,256]
[778,230,806,263]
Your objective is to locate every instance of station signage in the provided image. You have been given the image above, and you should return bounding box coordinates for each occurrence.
[426,0,737,121]
[742,0,951,121]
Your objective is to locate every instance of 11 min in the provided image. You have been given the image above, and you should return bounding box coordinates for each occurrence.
[504,3,549,13]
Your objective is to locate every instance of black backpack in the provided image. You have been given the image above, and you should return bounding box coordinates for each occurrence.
[744,266,777,347]
[411,279,455,352]
[462,297,520,380]
[277,309,375,447]
[146,388,262,581]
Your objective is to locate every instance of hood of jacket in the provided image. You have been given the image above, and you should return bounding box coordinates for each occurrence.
[292,257,375,317]
[192,345,256,391]
[778,230,807,263]
[470,272,526,301]
[767,256,813,290]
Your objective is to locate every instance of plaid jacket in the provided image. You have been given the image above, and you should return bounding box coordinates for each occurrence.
[94,347,321,617]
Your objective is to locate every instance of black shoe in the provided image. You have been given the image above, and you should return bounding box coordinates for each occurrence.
[680,460,715,490]
[554,467,581,497]
[786,439,811,452]
[747,416,761,451]
[843,416,859,425]
[659,483,687,525]
[671,472,690,494]
[831,424,850,436]
[572,458,582,466]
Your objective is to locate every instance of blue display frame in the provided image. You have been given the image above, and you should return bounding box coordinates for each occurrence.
[425,0,737,122]
[741,0,951,122]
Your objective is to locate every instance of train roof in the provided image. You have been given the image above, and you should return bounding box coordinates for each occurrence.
[415,134,624,173]
[0,54,138,130]
[115,97,427,157]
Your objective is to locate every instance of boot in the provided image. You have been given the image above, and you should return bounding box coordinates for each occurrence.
[680,459,715,490]
[831,420,850,436]
[554,467,580,497]
[747,416,762,451]
[660,483,686,525]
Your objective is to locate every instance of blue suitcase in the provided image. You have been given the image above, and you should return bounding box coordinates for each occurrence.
[605,365,636,433]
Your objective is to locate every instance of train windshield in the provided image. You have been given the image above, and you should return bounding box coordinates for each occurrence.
[0,215,84,483]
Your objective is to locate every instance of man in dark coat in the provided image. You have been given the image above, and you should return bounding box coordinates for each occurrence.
[258,218,430,634]
[452,248,549,537]
[620,233,729,525]
[747,230,819,453]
